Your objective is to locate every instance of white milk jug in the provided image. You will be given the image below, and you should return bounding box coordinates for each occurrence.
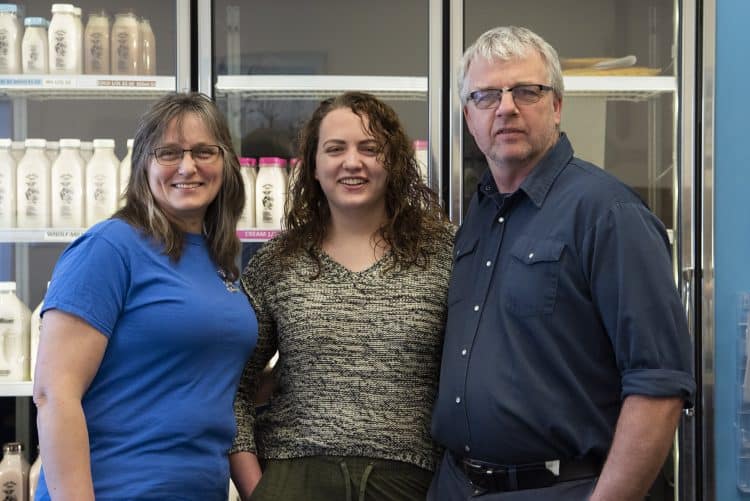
[84,10,110,74]
[118,138,133,207]
[111,11,139,75]
[0,138,16,227]
[0,4,21,74]
[0,442,28,501]
[16,139,50,228]
[48,3,80,74]
[0,282,30,382]
[22,17,49,74]
[85,139,118,226]
[28,448,41,501]
[29,281,47,382]
[255,157,287,229]
[139,18,155,75]
[51,138,85,228]
[237,157,256,229]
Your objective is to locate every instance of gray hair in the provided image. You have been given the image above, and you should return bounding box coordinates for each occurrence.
[459,26,564,104]
[115,92,244,280]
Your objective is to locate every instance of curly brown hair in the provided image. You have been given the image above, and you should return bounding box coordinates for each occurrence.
[279,91,450,274]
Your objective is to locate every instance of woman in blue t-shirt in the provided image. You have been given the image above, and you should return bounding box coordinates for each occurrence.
[33,92,258,500]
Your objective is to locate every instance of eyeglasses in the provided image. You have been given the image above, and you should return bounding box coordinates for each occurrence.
[468,84,554,109]
[152,145,223,166]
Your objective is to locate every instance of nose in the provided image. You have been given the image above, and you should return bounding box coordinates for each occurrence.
[495,90,518,116]
[177,151,198,175]
[342,147,363,169]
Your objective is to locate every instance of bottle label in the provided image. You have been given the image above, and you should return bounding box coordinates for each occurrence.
[54,29,68,69]
[0,28,10,70]
[24,173,40,216]
[93,174,108,204]
[88,32,105,71]
[116,31,130,72]
[261,183,274,223]
[27,43,40,70]
[58,173,74,217]
[2,478,19,496]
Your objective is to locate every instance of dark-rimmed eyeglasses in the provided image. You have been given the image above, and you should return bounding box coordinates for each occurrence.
[152,145,223,166]
[468,84,554,109]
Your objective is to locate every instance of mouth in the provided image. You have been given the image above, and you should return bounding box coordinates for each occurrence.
[173,182,203,189]
[495,127,525,136]
[338,177,367,186]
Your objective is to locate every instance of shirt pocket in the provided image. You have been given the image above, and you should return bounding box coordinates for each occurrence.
[447,235,479,306]
[506,236,565,316]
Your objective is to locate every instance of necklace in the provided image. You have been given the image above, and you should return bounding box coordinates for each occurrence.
[217,269,240,293]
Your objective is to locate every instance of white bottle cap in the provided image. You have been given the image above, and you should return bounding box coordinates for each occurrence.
[51,4,76,14]
[25,138,47,148]
[93,139,115,148]
[0,138,11,148]
[0,281,17,292]
[73,6,81,16]
[24,17,49,28]
[59,138,81,148]
[0,4,18,14]
[126,138,134,148]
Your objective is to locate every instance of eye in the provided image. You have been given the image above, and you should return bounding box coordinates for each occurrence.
[193,147,214,159]
[158,148,181,161]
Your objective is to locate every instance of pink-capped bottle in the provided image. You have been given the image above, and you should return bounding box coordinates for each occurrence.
[237,157,256,229]
[413,140,428,183]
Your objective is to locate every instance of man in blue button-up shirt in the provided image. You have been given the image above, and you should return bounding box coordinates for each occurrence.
[428,26,695,500]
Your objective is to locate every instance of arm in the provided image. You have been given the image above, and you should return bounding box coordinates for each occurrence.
[33,310,108,501]
[229,451,263,500]
[589,395,683,501]
[229,251,279,497]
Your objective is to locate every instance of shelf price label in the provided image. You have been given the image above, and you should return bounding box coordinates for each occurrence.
[44,229,84,241]
[236,229,279,241]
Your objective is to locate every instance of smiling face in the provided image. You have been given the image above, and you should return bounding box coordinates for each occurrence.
[463,51,562,182]
[314,107,388,220]
[147,112,224,233]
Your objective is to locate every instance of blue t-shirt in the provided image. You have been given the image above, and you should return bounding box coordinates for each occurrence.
[35,219,257,500]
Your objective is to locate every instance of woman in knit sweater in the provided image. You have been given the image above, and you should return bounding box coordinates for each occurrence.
[229,92,454,500]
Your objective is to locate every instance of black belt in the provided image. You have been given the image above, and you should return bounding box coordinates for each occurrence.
[451,451,602,493]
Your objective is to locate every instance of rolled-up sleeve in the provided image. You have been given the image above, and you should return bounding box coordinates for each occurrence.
[584,201,695,404]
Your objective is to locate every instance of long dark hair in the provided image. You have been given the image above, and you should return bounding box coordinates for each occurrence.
[280,91,449,273]
[115,92,244,280]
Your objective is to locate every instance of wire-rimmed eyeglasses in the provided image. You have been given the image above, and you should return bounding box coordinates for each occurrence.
[152,145,224,166]
[468,84,554,109]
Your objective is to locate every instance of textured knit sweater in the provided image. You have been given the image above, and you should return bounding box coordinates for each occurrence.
[232,230,454,471]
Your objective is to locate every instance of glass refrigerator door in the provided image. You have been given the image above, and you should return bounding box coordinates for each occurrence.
[0,0,188,456]
[453,0,699,499]
[201,0,441,243]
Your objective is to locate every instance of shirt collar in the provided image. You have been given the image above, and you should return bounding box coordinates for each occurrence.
[476,133,574,208]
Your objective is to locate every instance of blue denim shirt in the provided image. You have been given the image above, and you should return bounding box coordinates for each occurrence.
[431,134,695,464]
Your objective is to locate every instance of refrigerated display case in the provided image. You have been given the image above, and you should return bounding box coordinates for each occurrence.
[200,0,441,242]
[0,0,189,459]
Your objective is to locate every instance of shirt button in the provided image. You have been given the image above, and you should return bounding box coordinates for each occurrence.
[485,260,492,267]
[455,396,461,404]
[473,305,480,312]
[498,217,505,223]
[465,445,471,453]
[461,348,467,356]
[528,252,534,259]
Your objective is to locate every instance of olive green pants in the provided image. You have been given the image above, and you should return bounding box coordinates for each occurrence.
[251,455,432,501]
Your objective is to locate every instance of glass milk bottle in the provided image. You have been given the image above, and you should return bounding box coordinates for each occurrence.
[72,6,82,73]
[28,447,40,501]
[84,10,109,74]
[48,3,80,74]
[16,139,50,228]
[51,138,85,228]
[0,139,16,227]
[0,4,21,74]
[111,11,139,75]
[139,18,155,76]
[413,140,428,183]
[0,282,30,382]
[237,157,256,229]
[22,17,49,74]
[0,442,28,500]
[85,139,118,227]
[118,138,133,206]
[29,282,47,382]
[255,157,288,229]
